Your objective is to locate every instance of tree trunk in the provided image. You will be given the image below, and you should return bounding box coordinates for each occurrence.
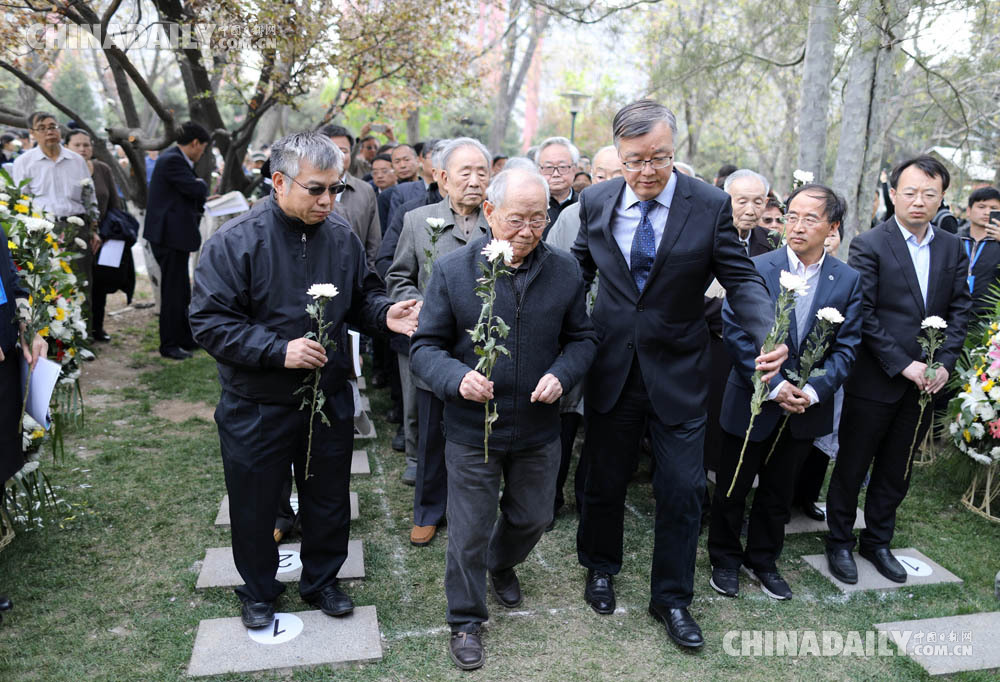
[832,0,910,252]
[406,107,420,142]
[796,0,837,181]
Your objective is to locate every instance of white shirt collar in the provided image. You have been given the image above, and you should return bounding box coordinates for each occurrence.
[785,244,825,277]
[622,171,677,211]
[895,216,934,246]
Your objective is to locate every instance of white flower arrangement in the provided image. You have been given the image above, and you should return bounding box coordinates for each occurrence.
[482,239,515,265]
[306,283,340,299]
[66,216,85,227]
[816,307,845,325]
[79,177,93,187]
[778,270,810,297]
[947,324,1000,467]
[921,315,947,330]
[296,283,339,478]
[792,169,815,185]
[426,217,445,229]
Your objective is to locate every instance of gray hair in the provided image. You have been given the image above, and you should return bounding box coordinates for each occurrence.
[723,168,770,194]
[674,161,696,177]
[439,137,491,172]
[502,156,537,171]
[486,168,550,207]
[612,100,678,147]
[429,139,451,170]
[538,136,580,164]
[270,132,343,179]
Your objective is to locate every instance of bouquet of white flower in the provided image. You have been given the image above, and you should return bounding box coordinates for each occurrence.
[763,306,844,465]
[295,283,339,478]
[904,316,947,480]
[468,239,514,462]
[422,217,448,282]
[727,270,808,497]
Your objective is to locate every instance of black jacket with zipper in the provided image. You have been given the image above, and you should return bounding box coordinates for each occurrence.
[410,235,597,451]
[189,196,391,416]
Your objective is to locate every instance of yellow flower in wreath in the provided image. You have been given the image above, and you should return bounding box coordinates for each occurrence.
[14,203,29,214]
[59,260,72,274]
[39,326,49,337]
[6,239,14,251]
[985,379,995,392]
[26,261,34,271]
[963,429,972,443]
[68,347,76,357]
[31,429,44,439]
[54,307,66,321]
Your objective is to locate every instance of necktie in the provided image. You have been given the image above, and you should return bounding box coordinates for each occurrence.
[630,200,656,292]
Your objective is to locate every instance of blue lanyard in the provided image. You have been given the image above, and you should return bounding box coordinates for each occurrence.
[964,239,988,293]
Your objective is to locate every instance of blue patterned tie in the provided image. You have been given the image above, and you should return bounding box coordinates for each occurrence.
[630,199,656,292]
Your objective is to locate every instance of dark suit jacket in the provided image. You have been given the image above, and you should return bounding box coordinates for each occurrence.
[386,180,431,232]
[571,173,774,425]
[375,185,442,281]
[844,219,972,403]
[144,145,209,252]
[720,249,863,441]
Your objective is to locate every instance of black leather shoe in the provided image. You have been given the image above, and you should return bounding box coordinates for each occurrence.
[240,600,275,628]
[449,630,484,670]
[859,547,907,583]
[386,405,403,424]
[490,568,522,608]
[826,548,858,584]
[160,347,192,360]
[800,502,826,521]
[709,567,739,597]
[584,569,615,614]
[305,584,354,616]
[92,330,111,342]
[648,603,704,648]
[392,426,406,452]
[0,595,12,611]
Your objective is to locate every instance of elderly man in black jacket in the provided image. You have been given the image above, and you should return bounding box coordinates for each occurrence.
[189,132,419,630]
[411,168,597,671]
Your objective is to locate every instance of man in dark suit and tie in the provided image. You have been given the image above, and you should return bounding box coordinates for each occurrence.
[144,121,211,360]
[708,184,863,601]
[825,156,971,585]
[572,100,787,648]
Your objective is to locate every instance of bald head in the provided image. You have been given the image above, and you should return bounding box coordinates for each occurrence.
[591,145,623,183]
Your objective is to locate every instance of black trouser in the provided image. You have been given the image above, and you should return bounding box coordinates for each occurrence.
[825,389,929,552]
[708,426,812,572]
[150,243,194,353]
[554,412,584,513]
[216,390,354,603]
[0,349,23,482]
[793,446,830,507]
[414,387,447,526]
[577,358,706,608]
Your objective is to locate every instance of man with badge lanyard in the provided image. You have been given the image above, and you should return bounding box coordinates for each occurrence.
[959,187,1000,316]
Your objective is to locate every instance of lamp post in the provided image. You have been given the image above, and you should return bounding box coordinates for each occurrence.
[559,91,591,144]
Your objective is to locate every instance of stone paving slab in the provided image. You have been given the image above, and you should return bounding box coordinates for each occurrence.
[354,412,376,440]
[874,612,1000,676]
[215,493,358,526]
[802,548,962,594]
[359,395,370,412]
[188,606,382,677]
[785,504,865,535]
[351,449,370,475]
[356,376,366,390]
[196,540,365,589]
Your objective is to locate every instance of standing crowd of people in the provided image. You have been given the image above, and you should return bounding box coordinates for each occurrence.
[3,99,999,671]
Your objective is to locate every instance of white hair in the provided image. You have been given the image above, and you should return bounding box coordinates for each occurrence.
[486,168,550,207]
[439,137,491,172]
[270,132,343,178]
[501,156,537,171]
[674,161,696,177]
[429,139,451,170]
[537,136,580,165]
[723,168,770,194]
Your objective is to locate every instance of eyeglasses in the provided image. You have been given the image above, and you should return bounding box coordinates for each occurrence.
[33,124,59,132]
[539,164,574,176]
[620,156,673,172]
[759,216,783,226]
[784,214,824,228]
[501,217,550,231]
[285,174,347,196]
[898,190,941,202]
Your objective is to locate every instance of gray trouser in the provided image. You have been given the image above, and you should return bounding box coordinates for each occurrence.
[397,352,419,460]
[444,437,560,632]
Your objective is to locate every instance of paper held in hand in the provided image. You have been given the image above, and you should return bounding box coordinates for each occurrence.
[20,356,61,429]
[204,191,250,218]
[97,239,126,267]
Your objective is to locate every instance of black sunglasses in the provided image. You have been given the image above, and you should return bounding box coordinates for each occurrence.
[286,174,347,196]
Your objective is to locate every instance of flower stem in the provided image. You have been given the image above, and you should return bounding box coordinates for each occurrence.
[484,399,490,463]
[303,366,321,479]
[727,414,756,498]
[904,398,927,481]
[763,414,790,466]
[19,361,35,434]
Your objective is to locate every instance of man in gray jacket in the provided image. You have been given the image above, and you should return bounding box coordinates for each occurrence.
[386,137,492,548]
[189,132,419,630]
[411,168,597,670]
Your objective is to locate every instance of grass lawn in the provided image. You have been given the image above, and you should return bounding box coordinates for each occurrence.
[1,300,999,681]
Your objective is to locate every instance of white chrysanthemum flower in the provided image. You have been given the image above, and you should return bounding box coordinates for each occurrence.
[74,237,88,249]
[482,239,515,264]
[949,421,960,435]
[0,192,10,201]
[970,422,986,439]
[306,283,339,299]
[426,217,446,228]
[66,216,85,226]
[79,348,95,360]
[21,216,54,233]
[969,450,992,465]
[793,169,814,184]
[989,386,1000,402]
[816,307,844,325]
[778,270,810,296]
[991,446,1000,460]
[80,178,93,187]
[921,315,947,330]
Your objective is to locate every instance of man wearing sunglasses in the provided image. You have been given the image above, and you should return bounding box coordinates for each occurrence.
[190,132,420,631]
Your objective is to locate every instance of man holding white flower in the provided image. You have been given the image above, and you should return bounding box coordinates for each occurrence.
[190,132,420,630]
[410,167,597,670]
[825,156,971,585]
[708,184,863,601]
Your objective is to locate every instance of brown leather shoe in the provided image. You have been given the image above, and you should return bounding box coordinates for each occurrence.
[410,524,437,546]
[273,528,284,543]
